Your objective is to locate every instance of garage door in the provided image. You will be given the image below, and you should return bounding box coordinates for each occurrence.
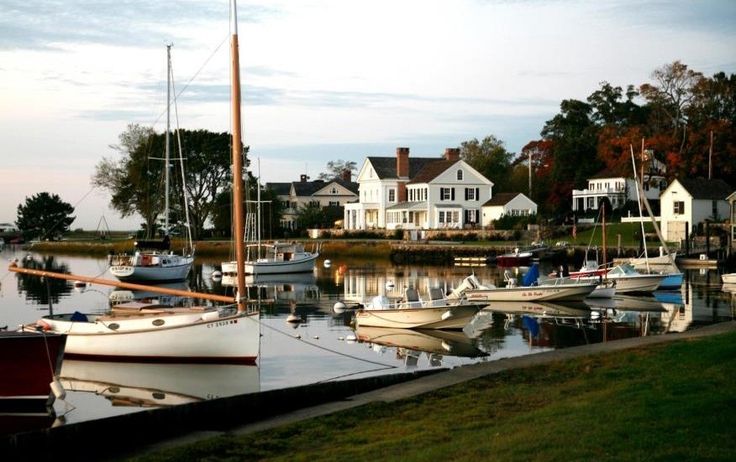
[667,221,686,242]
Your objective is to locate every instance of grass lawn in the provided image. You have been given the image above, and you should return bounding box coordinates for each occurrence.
[131,330,736,462]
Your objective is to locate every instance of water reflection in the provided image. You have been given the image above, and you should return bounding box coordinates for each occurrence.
[355,326,488,361]
[15,255,72,306]
[59,361,260,407]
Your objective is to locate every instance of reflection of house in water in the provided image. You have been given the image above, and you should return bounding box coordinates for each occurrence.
[342,266,465,304]
[659,273,736,332]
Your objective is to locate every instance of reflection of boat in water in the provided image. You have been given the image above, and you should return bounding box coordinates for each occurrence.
[222,271,319,304]
[60,360,260,407]
[483,301,590,318]
[108,281,190,305]
[584,295,666,312]
[355,326,487,358]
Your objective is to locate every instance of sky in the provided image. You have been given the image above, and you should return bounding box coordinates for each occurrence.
[1,0,734,230]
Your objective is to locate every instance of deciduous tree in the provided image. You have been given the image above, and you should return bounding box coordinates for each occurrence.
[16,192,75,240]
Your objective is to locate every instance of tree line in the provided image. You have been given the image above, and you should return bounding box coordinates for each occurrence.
[14,61,734,239]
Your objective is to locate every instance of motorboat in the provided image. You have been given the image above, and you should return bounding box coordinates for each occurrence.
[463,265,598,302]
[353,277,486,330]
[721,273,736,284]
[603,263,666,293]
[495,247,532,266]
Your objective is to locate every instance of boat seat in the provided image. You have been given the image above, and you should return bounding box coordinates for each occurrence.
[428,287,444,301]
[404,288,420,303]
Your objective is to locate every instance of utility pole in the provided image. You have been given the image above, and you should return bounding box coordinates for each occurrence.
[708,130,713,180]
[528,151,532,197]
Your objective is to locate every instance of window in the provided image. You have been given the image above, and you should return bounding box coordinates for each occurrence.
[466,188,476,200]
[457,169,463,181]
[673,201,684,215]
[388,189,396,202]
[331,187,337,194]
[441,188,451,201]
[438,211,445,223]
[329,201,339,206]
[712,200,718,218]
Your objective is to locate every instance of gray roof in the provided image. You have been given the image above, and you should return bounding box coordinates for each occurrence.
[265,182,291,196]
[386,201,428,211]
[678,178,732,200]
[291,178,359,197]
[483,192,522,207]
[366,157,437,179]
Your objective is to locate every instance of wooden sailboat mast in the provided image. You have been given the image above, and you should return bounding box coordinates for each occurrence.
[230,0,247,313]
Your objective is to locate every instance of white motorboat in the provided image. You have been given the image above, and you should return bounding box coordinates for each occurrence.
[463,266,598,302]
[721,273,736,284]
[355,326,487,358]
[604,263,666,293]
[12,1,260,365]
[353,278,485,330]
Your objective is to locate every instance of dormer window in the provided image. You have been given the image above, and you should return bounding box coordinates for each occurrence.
[457,169,463,181]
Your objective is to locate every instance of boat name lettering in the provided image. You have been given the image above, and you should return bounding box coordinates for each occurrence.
[207,320,237,328]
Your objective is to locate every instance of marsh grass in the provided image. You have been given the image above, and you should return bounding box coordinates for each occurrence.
[132,331,736,462]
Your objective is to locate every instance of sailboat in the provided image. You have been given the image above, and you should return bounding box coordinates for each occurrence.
[626,145,683,290]
[109,45,194,283]
[221,160,319,276]
[12,0,260,364]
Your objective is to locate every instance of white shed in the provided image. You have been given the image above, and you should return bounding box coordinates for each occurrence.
[481,192,537,227]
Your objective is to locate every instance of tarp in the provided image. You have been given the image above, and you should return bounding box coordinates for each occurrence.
[522,263,539,287]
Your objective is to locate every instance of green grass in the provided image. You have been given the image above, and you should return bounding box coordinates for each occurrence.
[570,222,658,248]
[130,331,736,462]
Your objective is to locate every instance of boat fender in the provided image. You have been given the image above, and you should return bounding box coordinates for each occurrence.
[441,310,452,320]
[333,301,346,313]
[50,377,66,400]
[201,311,220,322]
[36,319,52,332]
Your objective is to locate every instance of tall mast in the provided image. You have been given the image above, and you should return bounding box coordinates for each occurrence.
[164,44,172,236]
[631,145,650,272]
[230,0,247,313]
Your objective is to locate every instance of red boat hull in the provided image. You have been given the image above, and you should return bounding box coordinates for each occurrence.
[0,331,66,411]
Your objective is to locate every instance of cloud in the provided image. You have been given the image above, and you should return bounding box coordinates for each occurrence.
[0,0,278,50]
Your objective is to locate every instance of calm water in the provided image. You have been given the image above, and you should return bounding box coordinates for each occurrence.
[1,244,734,433]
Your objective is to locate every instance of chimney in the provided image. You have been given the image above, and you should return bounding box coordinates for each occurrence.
[396,147,409,178]
[444,148,460,162]
[341,169,351,182]
[300,174,308,182]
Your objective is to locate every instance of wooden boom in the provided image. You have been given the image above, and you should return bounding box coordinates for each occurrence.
[9,262,235,304]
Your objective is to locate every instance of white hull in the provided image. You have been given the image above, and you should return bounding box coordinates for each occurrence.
[465,283,596,302]
[110,255,193,282]
[721,273,736,284]
[354,327,485,358]
[355,305,480,330]
[588,285,616,298]
[37,309,260,364]
[222,253,318,275]
[606,274,665,293]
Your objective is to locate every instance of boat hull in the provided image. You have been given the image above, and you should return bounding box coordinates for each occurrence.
[465,284,596,302]
[37,311,259,364]
[223,253,318,275]
[110,256,193,282]
[606,274,665,293]
[0,331,66,411]
[355,305,480,329]
[721,273,736,284]
[657,272,683,290]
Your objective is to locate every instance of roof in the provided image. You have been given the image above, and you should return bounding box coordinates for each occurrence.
[589,168,625,180]
[266,182,291,196]
[366,156,436,179]
[677,178,732,200]
[407,160,460,184]
[291,178,359,197]
[386,201,428,211]
[482,192,523,207]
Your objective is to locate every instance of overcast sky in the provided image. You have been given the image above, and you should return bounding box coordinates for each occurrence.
[1,0,734,230]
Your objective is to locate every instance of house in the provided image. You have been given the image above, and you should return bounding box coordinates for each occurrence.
[659,178,732,242]
[481,192,537,226]
[728,191,736,253]
[572,161,667,212]
[344,147,494,230]
[266,171,358,230]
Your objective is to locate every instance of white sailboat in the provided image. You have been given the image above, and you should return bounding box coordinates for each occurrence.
[222,160,319,275]
[13,0,260,364]
[109,44,194,283]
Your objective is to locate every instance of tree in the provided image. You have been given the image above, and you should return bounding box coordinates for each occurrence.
[92,123,161,236]
[317,160,357,181]
[459,135,513,191]
[16,192,75,240]
[296,203,342,231]
[93,125,237,239]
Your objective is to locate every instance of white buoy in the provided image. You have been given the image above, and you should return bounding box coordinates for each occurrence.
[50,377,66,401]
[323,259,332,268]
[333,301,346,314]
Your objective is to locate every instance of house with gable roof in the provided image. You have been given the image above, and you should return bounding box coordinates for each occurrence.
[659,178,732,242]
[266,171,358,230]
[344,147,494,230]
[481,192,537,226]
